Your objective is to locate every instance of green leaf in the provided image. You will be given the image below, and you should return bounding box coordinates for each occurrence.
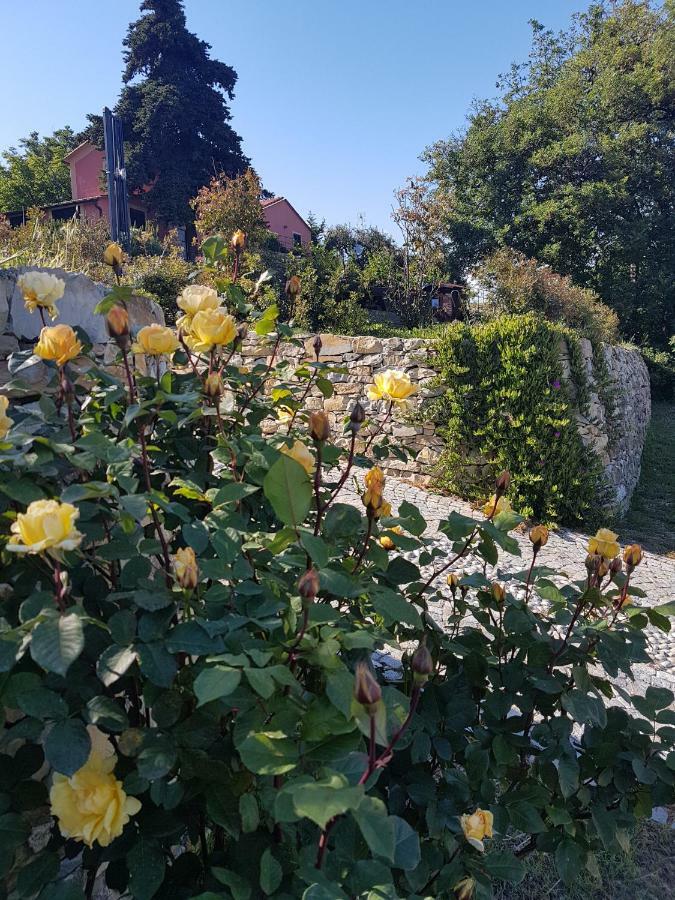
[390,815,422,870]
[44,719,91,776]
[97,644,136,687]
[370,587,421,628]
[237,732,298,775]
[260,847,283,895]
[182,521,209,554]
[0,479,45,504]
[555,839,585,885]
[212,868,251,900]
[300,531,329,568]
[86,696,129,732]
[30,614,84,676]
[558,750,580,799]
[254,303,279,337]
[16,850,59,898]
[353,796,395,861]
[14,686,67,721]
[127,836,166,900]
[507,801,547,833]
[561,690,607,727]
[239,793,259,833]
[137,642,176,688]
[484,850,526,884]
[194,666,242,707]
[289,775,363,829]
[263,454,312,527]
[0,811,30,851]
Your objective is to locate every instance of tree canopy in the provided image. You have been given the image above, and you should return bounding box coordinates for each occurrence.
[424,0,675,347]
[0,127,80,213]
[104,0,248,227]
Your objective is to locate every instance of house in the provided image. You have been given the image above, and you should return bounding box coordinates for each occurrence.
[4,141,311,250]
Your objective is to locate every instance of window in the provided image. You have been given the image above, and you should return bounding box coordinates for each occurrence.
[292,232,302,247]
[130,208,146,228]
[51,205,78,221]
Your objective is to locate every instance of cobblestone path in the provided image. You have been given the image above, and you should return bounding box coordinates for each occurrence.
[340,477,675,700]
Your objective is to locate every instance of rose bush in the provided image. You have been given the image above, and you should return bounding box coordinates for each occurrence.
[0,237,673,900]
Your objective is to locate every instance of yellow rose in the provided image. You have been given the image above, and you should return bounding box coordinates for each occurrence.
[8,499,82,556]
[103,242,124,269]
[623,543,643,569]
[367,369,417,405]
[131,324,180,356]
[460,808,494,852]
[174,546,199,590]
[50,727,141,848]
[529,524,549,550]
[362,466,386,509]
[176,284,220,330]
[587,528,620,560]
[184,308,237,353]
[374,499,391,519]
[17,271,65,319]
[231,229,246,250]
[34,324,83,367]
[447,573,460,590]
[378,535,395,550]
[281,440,314,474]
[0,395,13,440]
[482,495,512,518]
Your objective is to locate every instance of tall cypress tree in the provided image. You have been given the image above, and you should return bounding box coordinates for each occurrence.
[111,0,248,227]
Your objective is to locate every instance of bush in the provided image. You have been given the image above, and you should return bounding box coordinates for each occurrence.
[641,339,675,402]
[127,254,193,325]
[431,314,605,523]
[476,250,620,345]
[192,169,271,249]
[0,254,673,899]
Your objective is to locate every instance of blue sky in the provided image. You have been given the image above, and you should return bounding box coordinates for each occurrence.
[1,0,584,234]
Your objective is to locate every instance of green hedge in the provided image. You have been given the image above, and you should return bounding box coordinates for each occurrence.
[431,314,605,523]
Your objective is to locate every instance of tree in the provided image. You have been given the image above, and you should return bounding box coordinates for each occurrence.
[193,169,270,247]
[101,0,248,228]
[0,127,80,212]
[423,1,675,347]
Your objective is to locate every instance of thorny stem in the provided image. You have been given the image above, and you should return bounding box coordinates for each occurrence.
[321,430,357,513]
[316,686,422,869]
[363,401,393,453]
[238,333,281,417]
[524,550,538,605]
[287,370,317,433]
[352,516,374,572]
[312,441,324,535]
[52,560,66,613]
[38,307,47,327]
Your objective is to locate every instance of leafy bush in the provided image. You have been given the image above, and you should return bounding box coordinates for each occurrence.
[192,169,271,249]
[431,314,605,523]
[641,339,675,402]
[476,250,620,345]
[0,248,673,900]
[128,254,193,325]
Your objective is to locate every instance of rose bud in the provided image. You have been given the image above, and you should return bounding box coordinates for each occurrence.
[623,544,643,571]
[298,568,320,602]
[495,470,511,497]
[309,411,331,442]
[173,547,199,591]
[285,275,301,297]
[204,373,222,398]
[103,242,124,275]
[349,400,366,432]
[529,524,549,551]
[106,305,130,349]
[490,583,506,604]
[353,661,382,714]
[411,641,433,684]
[231,229,246,251]
[609,556,622,576]
[447,573,460,593]
[585,553,598,573]
[312,333,322,360]
[378,534,395,551]
[597,560,609,579]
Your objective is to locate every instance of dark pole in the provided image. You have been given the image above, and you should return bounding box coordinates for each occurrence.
[103,107,131,250]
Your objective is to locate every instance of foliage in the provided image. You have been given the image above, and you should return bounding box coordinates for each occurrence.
[641,338,675,402]
[193,169,271,250]
[423,0,675,348]
[0,213,112,275]
[0,127,81,213]
[431,314,605,523]
[476,250,619,345]
[1,246,673,900]
[87,0,248,226]
[127,253,193,324]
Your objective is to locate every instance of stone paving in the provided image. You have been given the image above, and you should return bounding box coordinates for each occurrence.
[339,475,675,701]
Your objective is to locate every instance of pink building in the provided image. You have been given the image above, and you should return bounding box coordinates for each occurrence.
[5,140,311,251]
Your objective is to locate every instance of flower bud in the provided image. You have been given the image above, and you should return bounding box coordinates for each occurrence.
[106,305,130,348]
[349,400,366,432]
[609,556,622,576]
[353,661,381,714]
[597,560,609,579]
[529,524,549,552]
[231,229,246,251]
[103,242,124,274]
[173,547,199,591]
[309,410,331,442]
[495,470,511,497]
[312,334,322,361]
[204,373,222,398]
[447,573,460,593]
[490,583,506,604]
[285,275,301,297]
[411,641,433,683]
[585,553,599,573]
[233,323,248,351]
[378,534,395,551]
[298,567,320,602]
[623,543,643,570]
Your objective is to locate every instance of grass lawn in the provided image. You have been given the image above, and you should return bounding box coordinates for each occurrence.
[498,820,675,900]
[619,402,675,556]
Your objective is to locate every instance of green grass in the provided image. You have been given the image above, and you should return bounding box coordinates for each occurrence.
[498,820,675,900]
[619,403,675,556]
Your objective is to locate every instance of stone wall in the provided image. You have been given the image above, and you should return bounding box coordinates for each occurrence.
[0,268,651,513]
[0,267,164,392]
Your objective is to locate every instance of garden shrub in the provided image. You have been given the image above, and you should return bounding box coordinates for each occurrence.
[0,243,673,900]
[641,339,675,402]
[476,250,620,345]
[431,314,605,524]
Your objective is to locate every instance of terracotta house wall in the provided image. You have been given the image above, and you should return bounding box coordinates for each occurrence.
[68,146,106,200]
[262,200,311,249]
